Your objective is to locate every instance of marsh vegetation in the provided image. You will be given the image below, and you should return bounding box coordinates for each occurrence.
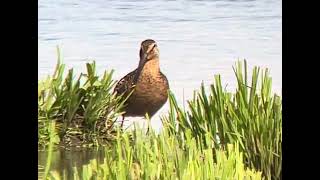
[38,48,281,180]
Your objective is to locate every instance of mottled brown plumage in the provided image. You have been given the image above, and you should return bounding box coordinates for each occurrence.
[114,39,169,124]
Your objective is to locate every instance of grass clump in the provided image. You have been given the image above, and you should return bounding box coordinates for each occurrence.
[162,60,282,180]
[38,47,125,148]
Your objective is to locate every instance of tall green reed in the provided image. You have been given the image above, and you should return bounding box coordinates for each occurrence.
[162,60,282,180]
[48,126,263,180]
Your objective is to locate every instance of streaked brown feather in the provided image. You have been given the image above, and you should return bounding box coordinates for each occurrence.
[114,69,138,96]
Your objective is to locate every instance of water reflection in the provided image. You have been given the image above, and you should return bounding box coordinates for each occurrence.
[38,148,105,179]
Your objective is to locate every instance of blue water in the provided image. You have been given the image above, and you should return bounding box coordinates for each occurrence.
[39,0,282,130]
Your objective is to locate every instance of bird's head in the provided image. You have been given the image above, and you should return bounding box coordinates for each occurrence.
[139,39,159,63]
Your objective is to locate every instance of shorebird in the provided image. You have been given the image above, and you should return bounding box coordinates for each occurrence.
[114,39,169,127]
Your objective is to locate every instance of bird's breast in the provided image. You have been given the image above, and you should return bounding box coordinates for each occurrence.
[131,73,168,104]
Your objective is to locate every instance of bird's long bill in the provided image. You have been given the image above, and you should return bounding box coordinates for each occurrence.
[144,43,157,60]
[148,43,157,53]
[146,43,157,54]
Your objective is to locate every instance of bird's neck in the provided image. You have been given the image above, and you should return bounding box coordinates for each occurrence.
[139,58,160,77]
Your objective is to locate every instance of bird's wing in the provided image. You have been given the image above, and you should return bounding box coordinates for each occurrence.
[114,69,139,96]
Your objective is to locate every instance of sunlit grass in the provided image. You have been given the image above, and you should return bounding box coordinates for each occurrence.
[46,126,263,180]
[162,60,282,180]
